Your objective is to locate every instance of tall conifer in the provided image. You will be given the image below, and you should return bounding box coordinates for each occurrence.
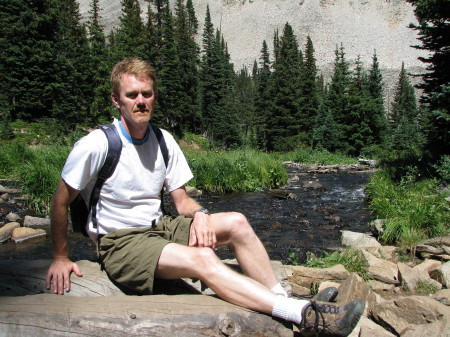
[298,36,319,142]
[324,44,352,153]
[407,0,450,163]
[254,40,272,150]
[111,0,145,61]
[173,0,200,133]
[51,0,91,127]
[87,0,112,125]
[266,23,302,151]
[0,0,57,120]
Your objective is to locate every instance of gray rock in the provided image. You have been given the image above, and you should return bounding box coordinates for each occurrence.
[23,215,51,227]
[398,262,442,292]
[0,222,20,243]
[5,212,20,222]
[341,230,381,248]
[360,250,399,284]
[430,261,450,289]
[288,264,350,288]
[12,227,46,243]
[371,296,450,337]
[185,186,202,197]
[336,273,383,315]
[368,219,385,238]
[302,180,325,190]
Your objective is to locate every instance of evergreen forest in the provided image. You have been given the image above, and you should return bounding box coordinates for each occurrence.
[0,0,449,182]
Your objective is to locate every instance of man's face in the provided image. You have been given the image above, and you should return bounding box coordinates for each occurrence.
[112,73,156,127]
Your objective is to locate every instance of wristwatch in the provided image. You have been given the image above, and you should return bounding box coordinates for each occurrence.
[193,208,210,216]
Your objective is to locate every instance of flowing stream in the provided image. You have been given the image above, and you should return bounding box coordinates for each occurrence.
[0,165,373,264]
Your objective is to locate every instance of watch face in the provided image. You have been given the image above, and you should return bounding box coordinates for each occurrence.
[195,208,209,214]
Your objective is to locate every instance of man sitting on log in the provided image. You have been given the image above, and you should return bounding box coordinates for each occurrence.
[46,57,364,336]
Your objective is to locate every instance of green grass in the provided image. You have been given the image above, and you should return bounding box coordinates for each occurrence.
[365,171,450,248]
[415,280,440,295]
[186,149,288,193]
[302,249,369,281]
[0,143,70,213]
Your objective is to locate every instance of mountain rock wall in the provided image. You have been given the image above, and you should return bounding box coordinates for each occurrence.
[78,0,428,101]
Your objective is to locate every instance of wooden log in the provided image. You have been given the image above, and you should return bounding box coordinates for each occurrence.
[0,294,293,337]
[0,259,293,336]
[416,244,446,255]
[0,259,125,297]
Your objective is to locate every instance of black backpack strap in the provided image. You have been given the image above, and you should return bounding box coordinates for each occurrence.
[89,123,122,230]
[151,124,169,215]
[151,124,169,167]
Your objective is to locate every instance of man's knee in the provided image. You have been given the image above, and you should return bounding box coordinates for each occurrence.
[192,247,223,277]
[226,212,256,241]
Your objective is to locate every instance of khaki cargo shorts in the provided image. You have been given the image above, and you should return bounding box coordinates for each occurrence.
[98,215,192,294]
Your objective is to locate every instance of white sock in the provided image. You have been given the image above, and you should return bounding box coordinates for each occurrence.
[271,296,310,325]
[271,283,288,297]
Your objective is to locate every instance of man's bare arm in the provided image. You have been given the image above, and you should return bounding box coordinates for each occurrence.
[169,186,216,249]
[46,179,83,294]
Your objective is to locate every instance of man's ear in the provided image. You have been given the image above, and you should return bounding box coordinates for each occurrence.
[111,93,119,108]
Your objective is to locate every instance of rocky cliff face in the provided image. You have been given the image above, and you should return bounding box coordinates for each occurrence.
[78,0,428,99]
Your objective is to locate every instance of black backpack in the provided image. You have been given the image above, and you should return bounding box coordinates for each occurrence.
[70,123,169,237]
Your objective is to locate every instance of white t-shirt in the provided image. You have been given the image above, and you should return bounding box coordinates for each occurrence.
[61,118,193,238]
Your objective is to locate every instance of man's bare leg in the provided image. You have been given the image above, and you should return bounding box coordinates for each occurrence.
[155,242,277,313]
[210,212,279,290]
[155,241,365,336]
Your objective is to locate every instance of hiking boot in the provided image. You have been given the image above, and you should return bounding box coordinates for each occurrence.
[292,287,339,302]
[312,287,338,302]
[298,299,365,337]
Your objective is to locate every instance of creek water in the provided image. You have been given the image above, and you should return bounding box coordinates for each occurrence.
[0,166,372,264]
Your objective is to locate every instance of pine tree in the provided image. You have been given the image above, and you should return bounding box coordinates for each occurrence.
[235,67,256,147]
[110,0,145,62]
[0,110,14,141]
[87,0,113,125]
[51,0,91,128]
[390,62,417,128]
[142,1,160,67]
[254,40,272,150]
[298,36,319,142]
[346,56,374,156]
[381,62,423,180]
[153,0,184,136]
[173,0,200,134]
[324,44,352,154]
[185,0,198,36]
[366,51,388,148]
[312,102,339,151]
[407,0,450,163]
[0,0,57,120]
[266,23,301,151]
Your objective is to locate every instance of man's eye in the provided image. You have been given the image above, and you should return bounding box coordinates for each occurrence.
[143,92,153,98]
[127,93,138,99]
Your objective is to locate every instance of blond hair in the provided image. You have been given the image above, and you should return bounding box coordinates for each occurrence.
[110,58,158,98]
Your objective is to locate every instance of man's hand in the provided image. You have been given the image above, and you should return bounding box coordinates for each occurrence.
[189,212,217,249]
[46,257,83,295]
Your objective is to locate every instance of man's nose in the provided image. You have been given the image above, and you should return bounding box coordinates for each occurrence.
[136,93,145,104]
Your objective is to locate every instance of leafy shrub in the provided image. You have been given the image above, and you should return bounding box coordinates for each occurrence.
[366,171,449,246]
[434,155,450,184]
